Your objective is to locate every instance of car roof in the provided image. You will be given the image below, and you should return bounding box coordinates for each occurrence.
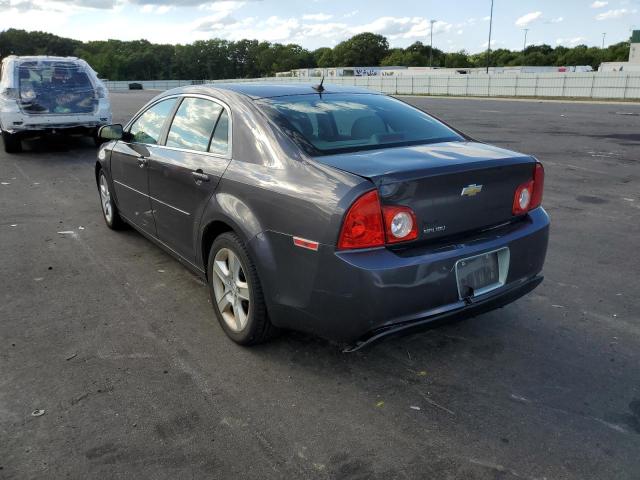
[2,55,81,64]
[184,82,380,100]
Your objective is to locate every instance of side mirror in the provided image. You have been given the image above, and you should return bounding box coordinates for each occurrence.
[98,124,124,141]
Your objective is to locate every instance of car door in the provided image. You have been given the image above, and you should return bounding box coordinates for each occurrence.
[147,95,232,263]
[110,97,177,235]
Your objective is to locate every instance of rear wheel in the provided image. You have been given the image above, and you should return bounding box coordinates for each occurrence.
[98,170,125,230]
[2,131,22,153]
[91,128,102,147]
[208,232,276,345]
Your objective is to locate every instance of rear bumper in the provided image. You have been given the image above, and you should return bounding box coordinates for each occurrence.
[255,207,550,344]
[0,102,111,134]
[343,274,543,351]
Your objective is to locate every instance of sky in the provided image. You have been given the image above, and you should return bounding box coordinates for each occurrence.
[0,0,638,53]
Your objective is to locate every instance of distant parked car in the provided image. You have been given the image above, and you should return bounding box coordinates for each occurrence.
[95,83,549,349]
[0,55,112,153]
[128,83,143,90]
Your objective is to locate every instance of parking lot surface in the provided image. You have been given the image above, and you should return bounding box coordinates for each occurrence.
[1,91,639,479]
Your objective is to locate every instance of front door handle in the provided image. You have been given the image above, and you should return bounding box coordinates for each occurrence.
[192,170,210,183]
[137,157,148,168]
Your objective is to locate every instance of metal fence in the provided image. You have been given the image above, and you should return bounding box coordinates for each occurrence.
[104,73,640,100]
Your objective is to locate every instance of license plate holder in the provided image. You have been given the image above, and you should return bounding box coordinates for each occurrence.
[455,248,510,299]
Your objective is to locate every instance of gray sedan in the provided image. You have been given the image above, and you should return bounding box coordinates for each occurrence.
[95,83,549,349]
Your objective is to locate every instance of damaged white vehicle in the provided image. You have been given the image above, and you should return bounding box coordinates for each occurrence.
[0,56,112,153]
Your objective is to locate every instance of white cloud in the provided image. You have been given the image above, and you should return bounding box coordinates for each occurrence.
[302,13,332,21]
[556,36,586,46]
[590,1,608,8]
[140,4,172,14]
[347,16,451,40]
[595,8,628,20]
[515,11,543,27]
[549,16,564,23]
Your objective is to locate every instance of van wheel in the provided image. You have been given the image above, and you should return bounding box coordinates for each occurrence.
[208,232,277,345]
[91,128,102,147]
[2,131,22,153]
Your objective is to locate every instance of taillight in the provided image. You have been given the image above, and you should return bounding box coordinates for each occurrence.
[337,190,385,250]
[382,206,418,243]
[513,162,544,215]
[1,87,19,100]
[531,162,544,209]
[338,190,418,250]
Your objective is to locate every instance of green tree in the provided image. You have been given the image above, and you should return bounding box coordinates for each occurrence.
[332,33,389,66]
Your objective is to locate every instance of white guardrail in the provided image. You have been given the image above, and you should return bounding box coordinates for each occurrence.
[104,73,640,100]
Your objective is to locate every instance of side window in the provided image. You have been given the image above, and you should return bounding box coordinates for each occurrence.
[209,109,229,155]
[129,98,176,145]
[166,97,222,152]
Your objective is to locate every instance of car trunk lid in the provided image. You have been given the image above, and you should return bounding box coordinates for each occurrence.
[317,141,536,242]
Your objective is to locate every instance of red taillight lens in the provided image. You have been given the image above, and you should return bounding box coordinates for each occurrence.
[531,162,544,210]
[382,206,418,243]
[338,190,419,250]
[338,190,385,250]
[513,162,544,215]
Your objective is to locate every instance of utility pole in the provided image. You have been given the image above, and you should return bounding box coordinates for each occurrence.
[523,28,529,51]
[486,0,494,74]
[429,19,437,68]
[602,32,606,49]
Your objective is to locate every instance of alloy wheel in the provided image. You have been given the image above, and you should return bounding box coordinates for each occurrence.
[99,174,113,224]
[211,247,251,332]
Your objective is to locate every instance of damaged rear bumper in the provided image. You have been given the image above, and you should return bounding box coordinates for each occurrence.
[343,274,543,351]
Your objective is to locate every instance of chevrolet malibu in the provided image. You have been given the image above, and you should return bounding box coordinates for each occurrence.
[95,83,549,349]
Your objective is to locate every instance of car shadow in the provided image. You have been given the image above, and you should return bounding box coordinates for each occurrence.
[20,133,97,154]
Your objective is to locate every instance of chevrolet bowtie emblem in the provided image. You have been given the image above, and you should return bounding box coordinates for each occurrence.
[461,184,483,197]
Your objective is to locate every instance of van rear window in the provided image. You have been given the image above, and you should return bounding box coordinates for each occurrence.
[256,93,463,156]
[18,61,97,115]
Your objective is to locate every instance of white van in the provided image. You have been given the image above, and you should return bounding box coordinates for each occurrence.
[0,56,112,153]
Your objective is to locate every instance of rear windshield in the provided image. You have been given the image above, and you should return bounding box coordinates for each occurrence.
[256,93,463,156]
[17,61,97,114]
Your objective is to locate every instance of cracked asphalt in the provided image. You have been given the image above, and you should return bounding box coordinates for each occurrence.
[1,91,639,479]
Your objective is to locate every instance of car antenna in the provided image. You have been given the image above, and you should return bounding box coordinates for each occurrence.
[312,75,325,94]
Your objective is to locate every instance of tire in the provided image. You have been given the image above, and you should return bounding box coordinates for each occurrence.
[2,131,22,153]
[207,232,277,345]
[92,129,103,147]
[97,169,126,230]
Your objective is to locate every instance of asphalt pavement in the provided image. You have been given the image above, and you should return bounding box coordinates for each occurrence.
[1,90,639,479]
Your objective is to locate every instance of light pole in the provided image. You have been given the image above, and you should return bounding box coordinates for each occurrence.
[429,19,437,68]
[523,28,529,51]
[486,0,494,74]
[602,32,606,49]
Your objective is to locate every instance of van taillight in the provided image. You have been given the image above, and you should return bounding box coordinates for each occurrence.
[338,190,418,250]
[513,162,544,215]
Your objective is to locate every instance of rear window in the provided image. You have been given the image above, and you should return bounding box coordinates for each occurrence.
[17,61,97,114]
[256,93,463,156]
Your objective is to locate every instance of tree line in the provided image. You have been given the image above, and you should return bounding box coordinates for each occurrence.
[0,28,631,80]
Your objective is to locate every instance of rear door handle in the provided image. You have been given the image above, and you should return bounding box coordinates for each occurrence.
[192,170,210,183]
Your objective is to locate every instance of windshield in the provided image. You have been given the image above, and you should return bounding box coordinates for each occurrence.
[256,93,463,156]
[17,61,97,115]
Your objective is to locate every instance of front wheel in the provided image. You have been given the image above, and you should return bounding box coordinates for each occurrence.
[208,232,277,345]
[2,131,22,153]
[98,170,125,230]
